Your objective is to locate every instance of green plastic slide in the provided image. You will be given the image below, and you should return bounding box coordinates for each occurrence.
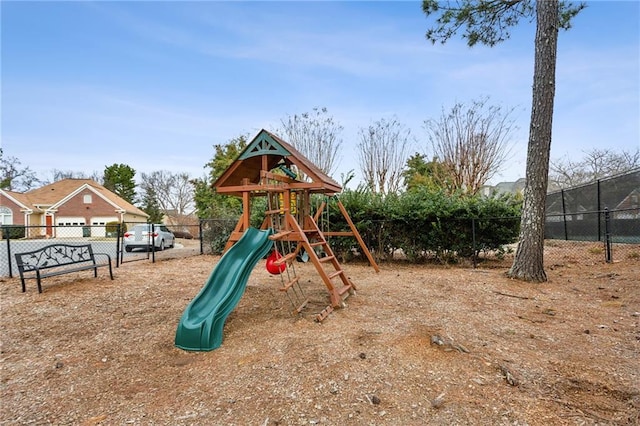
[174,227,274,351]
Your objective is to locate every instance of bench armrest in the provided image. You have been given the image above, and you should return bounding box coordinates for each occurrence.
[92,252,113,263]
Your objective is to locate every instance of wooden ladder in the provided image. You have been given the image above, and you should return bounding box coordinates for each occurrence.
[287,214,357,316]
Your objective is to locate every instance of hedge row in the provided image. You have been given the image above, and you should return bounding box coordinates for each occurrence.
[206,188,522,262]
[318,188,521,263]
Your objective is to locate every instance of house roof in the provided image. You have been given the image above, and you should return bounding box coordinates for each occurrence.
[23,179,148,217]
[0,190,32,210]
[213,129,342,196]
[615,188,640,210]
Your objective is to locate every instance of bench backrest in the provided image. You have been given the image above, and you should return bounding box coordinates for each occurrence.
[15,244,96,272]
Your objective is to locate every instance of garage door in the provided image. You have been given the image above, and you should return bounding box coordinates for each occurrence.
[91,217,118,237]
[55,217,86,238]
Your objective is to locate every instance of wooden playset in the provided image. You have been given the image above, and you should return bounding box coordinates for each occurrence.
[213,129,379,321]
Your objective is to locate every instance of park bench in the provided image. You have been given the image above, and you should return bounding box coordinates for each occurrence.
[15,243,114,293]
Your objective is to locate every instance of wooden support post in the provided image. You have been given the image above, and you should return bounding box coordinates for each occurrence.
[242,186,250,231]
[336,199,380,272]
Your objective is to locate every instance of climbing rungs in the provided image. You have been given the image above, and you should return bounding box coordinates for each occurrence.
[269,230,292,240]
[315,305,334,322]
[319,255,335,263]
[328,270,344,280]
[310,241,325,247]
[338,285,354,296]
[273,252,297,266]
[279,276,300,292]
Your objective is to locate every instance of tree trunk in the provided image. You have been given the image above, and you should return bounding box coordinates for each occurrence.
[507,0,559,282]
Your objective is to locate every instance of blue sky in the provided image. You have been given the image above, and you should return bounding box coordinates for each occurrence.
[1,1,639,188]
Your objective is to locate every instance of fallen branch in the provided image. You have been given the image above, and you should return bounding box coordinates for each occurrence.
[494,291,531,300]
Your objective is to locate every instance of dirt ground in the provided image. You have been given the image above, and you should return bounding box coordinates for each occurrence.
[1,242,639,426]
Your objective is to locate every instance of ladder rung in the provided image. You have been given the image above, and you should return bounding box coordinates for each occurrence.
[273,252,297,266]
[315,305,334,322]
[295,299,309,313]
[310,241,325,247]
[338,285,353,296]
[265,209,283,215]
[279,276,300,291]
[328,270,343,280]
[269,230,292,240]
[319,255,335,263]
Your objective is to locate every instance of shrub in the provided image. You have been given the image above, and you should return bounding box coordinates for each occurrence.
[201,219,237,254]
[105,221,124,237]
[1,225,26,240]
[319,187,521,264]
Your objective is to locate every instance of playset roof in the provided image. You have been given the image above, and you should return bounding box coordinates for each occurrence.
[213,129,342,196]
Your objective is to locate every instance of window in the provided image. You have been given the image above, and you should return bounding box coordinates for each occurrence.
[83,194,92,204]
[0,206,12,225]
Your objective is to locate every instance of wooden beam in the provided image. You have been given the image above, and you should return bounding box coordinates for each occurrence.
[336,199,380,273]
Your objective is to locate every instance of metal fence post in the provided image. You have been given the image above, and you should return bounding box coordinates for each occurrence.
[597,179,602,241]
[561,189,568,240]
[199,219,204,255]
[151,223,156,263]
[2,226,13,278]
[471,218,477,268]
[604,208,612,263]
[116,223,121,268]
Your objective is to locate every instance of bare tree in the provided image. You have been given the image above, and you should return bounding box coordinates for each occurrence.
[357,117,413,195]
[139,171,195,221]
[279,107,343,176]
[0,149,40,191]
[424,97,516,195]
[550,148,640,188]
[45,169,103,184]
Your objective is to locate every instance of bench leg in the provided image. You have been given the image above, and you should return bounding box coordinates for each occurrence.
[36,271,43,293]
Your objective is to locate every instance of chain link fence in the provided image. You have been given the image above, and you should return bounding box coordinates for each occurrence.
[541,169,640,268]
[118,222,202,265]
[1,222,205,277]
[199,219,238,254]
[545,168,640,242]
[1,224,122,278]
[2,200,638,279]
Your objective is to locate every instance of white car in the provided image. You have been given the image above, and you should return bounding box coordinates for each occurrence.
[123,224,175,252]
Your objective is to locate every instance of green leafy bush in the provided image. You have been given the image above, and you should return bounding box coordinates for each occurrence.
[201,219,237,254]
[1,225,26,240]
[315,187,521,263]
[105,221,124,237]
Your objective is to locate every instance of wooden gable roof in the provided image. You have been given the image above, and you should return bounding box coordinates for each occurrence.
[213,129,342,195]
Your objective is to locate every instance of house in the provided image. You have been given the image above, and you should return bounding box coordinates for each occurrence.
[613,188,640,219]
[0,178,149,238]
[479,178,526,197]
